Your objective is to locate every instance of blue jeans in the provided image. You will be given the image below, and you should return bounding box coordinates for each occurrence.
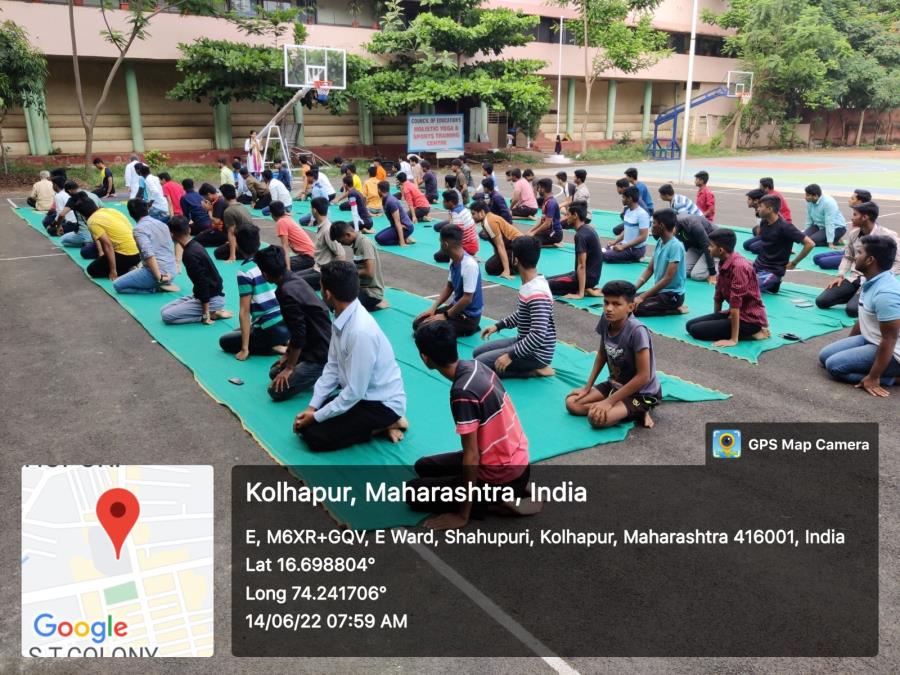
[756,270,782,293]
[818,334,900,385]
[160,294,226,324]
[268,359,325,402]
[114,265,159,294]
[375,222,414,246]
[149,208,170,224]
[813,251,843,270]
[61,230,92,247]
[80,241,99,258]
[743,235,763,254]
[472,337,548,377]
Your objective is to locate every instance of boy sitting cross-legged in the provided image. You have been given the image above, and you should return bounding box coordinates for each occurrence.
[565,280,662,429]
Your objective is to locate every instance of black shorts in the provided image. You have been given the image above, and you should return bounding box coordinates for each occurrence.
[595,381,661,420]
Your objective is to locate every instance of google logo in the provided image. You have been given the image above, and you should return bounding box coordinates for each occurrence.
[33,614,128,644]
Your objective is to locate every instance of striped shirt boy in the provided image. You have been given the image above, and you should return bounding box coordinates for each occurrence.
[237,261,283,329]
[494,276,556,366]
[450,204,479,255]
[451,360,529,484]
[670,193,703,217]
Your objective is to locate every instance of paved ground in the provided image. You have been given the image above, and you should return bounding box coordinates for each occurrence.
[2,155,899,673]
[557,148,900,199]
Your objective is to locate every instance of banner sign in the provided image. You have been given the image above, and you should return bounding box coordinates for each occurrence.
[407,114,465,153]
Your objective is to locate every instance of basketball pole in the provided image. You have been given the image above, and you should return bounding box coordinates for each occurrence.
[678,0,699,184]
[555,16,563,141]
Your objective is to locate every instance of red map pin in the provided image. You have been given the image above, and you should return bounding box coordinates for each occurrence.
[96,488,140,560]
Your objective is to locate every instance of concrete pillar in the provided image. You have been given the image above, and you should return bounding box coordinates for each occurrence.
[605,80,617,140]
[23,105,38,156]
[566,78,576,138]
[24,101,52,156]
[124,62,145,152]
[292,102,305,146]
[357,101,373,146]
[468,107,479,143]
[479,101,489,142]
[641,81,653,140]
[213,102,233,151]
[421,103,435,114]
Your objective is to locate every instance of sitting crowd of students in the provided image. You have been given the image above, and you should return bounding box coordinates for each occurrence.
[25,155,900,528]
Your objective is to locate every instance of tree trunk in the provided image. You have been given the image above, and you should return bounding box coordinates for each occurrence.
[84,126,94,177]
[0,115,7,174]
[855,108,865,146]
[889,110,895,144]
[730,104,743,152]
[582,80,591,156]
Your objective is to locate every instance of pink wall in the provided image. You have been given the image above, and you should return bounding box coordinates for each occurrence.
[0,2,378,59]
[4,0,736,81]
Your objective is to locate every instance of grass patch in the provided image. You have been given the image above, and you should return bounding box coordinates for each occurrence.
[571,141,739,165]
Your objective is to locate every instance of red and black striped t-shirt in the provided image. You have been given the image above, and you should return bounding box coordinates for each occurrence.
[451,360,529,484]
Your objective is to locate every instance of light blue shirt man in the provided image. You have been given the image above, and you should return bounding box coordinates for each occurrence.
[651,236,687,296]
[310,299,407,422]
[623,206,650,250]
[806,193,844,243]
[134,216,177,278]
[859,270,900,364]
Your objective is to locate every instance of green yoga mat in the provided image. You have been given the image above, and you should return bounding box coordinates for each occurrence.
[284,202,853,363]
[14,206,728,528]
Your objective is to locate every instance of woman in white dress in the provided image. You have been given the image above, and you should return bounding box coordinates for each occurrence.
[244,131,263,178]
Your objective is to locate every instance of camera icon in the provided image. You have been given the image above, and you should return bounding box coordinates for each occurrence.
[712,429,742,458]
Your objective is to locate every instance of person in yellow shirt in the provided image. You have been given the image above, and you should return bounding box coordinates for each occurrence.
[28,171,55,211]
[218,157,235,187]
[347,163,363,191]
[361,165,383,214]
[69,194,140,281]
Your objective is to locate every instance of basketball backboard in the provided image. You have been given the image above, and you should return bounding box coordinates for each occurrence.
[726,71,754,98]
[283,45,346,90]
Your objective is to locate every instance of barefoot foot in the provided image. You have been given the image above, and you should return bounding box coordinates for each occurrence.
[642,411,655,429]
[379,417,409,443]
[751,327,772,340]
[211,310,233,321]
[676,305,690,314]
[532,366,556,377]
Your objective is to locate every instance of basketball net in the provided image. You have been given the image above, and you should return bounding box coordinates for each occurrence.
[313,80,332,102]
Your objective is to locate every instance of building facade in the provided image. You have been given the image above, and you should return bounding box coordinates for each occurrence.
[2,0,741,158]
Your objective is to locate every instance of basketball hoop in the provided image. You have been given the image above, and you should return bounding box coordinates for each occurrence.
[740,93,752,106]
[313,80,331,103]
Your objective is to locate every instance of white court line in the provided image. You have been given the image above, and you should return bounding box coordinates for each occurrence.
[7,198,19,208]
[408,540,581,675]
[0,253,66,261]
[878,211,900,218]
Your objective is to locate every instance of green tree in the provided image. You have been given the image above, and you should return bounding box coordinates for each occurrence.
[554,0,669,154]
[705,0,851,146]
[0,20,48,173]
[817,0,899,144]
[66,0,223,171]
[168,20,372,114]
[358,0,551,139]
